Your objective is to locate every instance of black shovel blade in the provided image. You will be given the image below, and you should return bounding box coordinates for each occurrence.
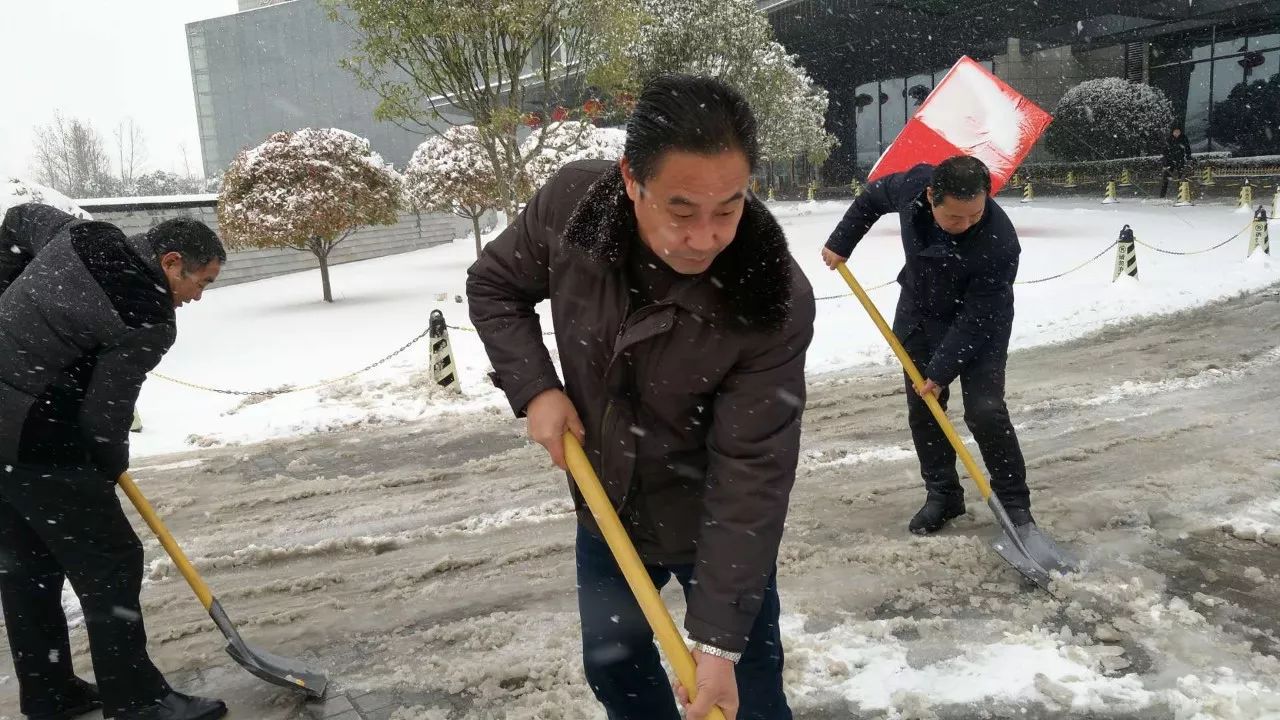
[225,642,328,700]
[210,598,328,700]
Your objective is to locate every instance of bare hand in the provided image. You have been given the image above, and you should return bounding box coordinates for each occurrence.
[525,389,585,469]
[821,247,847,270]
[674,650,738,720]
[916,379,942,399]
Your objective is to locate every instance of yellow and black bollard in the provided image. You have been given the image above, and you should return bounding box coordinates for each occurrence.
[808,181,817,202]
[1113,225,1139,282]
[1274,186,1280,217]
[1118,168,1132,187]
[1175,180,1194,207]
[850,178,864,198]
[428,309,461,392]
[1021,182,1034,203]
[767,186,776,202]
[1102,180,1118,204]
[1010,173,1023,188]
[1064,171,1078,188]
[1201,166,1215,186]
[1239,181,1254,210]
[1249,206,1271,258]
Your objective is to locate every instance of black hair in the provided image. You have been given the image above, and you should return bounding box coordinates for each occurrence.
[147,218,226,267]
[624,74,759,183]
[930,155,992,204]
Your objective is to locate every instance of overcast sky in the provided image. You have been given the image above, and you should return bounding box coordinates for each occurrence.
[1,0,238,179]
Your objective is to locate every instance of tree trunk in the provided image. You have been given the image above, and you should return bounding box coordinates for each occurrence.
[312,240,333,303]
[472,215,484,258]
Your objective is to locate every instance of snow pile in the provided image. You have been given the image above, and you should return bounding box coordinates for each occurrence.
[1218,496,1280,545]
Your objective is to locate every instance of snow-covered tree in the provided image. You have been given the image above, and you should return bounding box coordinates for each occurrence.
[218,128,401,303]
[327,0,630,219]
[585,0,836,169]
[521,122,626,190]
[404,126,502,258]
[1046,78,1173,161]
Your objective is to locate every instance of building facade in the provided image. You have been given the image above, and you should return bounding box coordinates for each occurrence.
[765,0,1280,182]
[187,0,470,179]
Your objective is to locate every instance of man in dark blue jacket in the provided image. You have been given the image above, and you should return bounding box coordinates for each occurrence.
[0,204,228,720]
[822,156,1034,535]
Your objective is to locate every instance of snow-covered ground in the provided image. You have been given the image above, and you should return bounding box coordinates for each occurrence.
[131,196,1278,457]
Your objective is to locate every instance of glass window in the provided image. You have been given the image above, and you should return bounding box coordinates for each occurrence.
[1185,59,1211,150]
[854,81,880,169]
[880,77,907,148]
[905,74,933,119]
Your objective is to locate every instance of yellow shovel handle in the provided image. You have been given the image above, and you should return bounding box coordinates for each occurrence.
[563,434,726,720]
[117,472,215,611]
[835,263,996,502]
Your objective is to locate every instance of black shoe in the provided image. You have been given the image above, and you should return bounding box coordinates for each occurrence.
[1006,507,1036,528]
[28,677,101,720]
[909,494,966,535]
[116,691,227,720]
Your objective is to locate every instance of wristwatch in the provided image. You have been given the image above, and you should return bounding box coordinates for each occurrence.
[691,641,743,664]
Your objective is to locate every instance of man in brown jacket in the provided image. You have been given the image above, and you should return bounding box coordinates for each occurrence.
[467,75,814,720]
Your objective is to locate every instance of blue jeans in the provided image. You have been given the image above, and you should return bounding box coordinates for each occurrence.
[575,525,791,720]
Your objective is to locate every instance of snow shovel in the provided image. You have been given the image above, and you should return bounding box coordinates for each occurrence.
[562,434,727,720]
[835,264,1078,592]
[117,472,329,699]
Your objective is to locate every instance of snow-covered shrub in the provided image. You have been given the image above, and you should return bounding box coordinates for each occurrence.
[1,177,91,219]
[1046,78,1173,161]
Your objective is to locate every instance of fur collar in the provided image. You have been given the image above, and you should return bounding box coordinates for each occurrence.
[561,164,794,330]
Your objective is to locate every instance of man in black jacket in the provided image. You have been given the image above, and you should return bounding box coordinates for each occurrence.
[822,156,1034,535]
[1159,127,1193,199]
[0,204,228,720]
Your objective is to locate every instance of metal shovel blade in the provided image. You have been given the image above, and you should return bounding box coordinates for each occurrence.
[211,599,328,700]
[990,511,1079,592]
[225,641,329,699]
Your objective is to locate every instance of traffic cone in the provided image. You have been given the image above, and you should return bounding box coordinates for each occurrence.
[428,309,461,392]
[1249,206,1271,257]
[1175,180,1194,207]
[1113,225,1138,281]
[1102,181,1118,204]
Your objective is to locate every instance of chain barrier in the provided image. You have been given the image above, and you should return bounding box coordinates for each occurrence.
[1134,223,1251,256]
[1015,241,1119,285]
[149,326,433,397]
[815,277,897,301]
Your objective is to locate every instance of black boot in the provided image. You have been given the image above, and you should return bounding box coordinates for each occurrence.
[116,691,227,720]
[28,677,101,720]
[909,493,966,535]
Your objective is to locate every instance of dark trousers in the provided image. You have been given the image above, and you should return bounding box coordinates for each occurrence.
[0,463,169,717]
[901,330,1030,512]
[1159,167,1185,198]
[575,526,791,720]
